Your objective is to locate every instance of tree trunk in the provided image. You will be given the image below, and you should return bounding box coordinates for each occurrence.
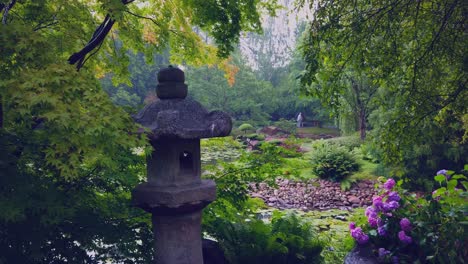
[359,109,366,140]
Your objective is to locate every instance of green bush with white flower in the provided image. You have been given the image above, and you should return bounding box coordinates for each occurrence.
[349,167,468,263]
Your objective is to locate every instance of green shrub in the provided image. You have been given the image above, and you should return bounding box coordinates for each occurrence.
[217,213,324,264]
[273,118,297,134]
[239,123,255,134]
[310,140,360,181]
[326,135,362,151]
[245,133,265,141]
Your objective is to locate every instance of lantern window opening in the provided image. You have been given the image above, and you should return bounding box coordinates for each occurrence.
[179,151,194,173]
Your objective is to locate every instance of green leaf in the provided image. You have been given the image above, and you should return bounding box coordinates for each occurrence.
[452,174,467,180]
[447,179,458,190]
[434,174,445,184]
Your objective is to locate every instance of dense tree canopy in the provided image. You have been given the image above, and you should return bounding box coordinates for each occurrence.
[298,0,467,173]
[0,0,279,262]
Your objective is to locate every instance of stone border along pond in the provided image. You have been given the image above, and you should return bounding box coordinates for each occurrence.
[250,178,378,211]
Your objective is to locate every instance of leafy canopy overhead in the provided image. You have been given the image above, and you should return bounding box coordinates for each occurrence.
[299,0,467,160]
[0,0,279,177]
[0,0,280,262]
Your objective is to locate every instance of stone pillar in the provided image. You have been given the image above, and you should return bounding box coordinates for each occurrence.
[153,212,203,264]
[131,66,232,264]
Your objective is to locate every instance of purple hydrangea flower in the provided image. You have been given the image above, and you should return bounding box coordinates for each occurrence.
[400,218,412,232]
[368,217,379,228]
[398,230,412,244]
[378,248,390,257]
[437,169,448,176]
[351,227,369,244]
[384,178,396,190]
[378,226,387,236]
[365,206,378,218]
[373,196,384,210]
[387,191,401,202]
[383,200,399,211]
[377,218,384,227]
[349,222,356,230]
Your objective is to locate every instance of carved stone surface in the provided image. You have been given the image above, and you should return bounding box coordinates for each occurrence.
[134,99,232,140]
[134,66,232,140]
[131,66,232,264]
[132,180,216,214]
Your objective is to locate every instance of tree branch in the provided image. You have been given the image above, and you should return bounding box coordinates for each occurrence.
[1,0,17,25]
[68,0,136,70]
[68,15,115,70]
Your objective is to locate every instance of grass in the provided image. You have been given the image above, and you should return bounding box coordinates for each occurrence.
[351,159,381,180]
[297,127,341,136]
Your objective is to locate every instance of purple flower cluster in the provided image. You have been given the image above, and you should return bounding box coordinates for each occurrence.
[400,218,412,232]
[360,179,402,237]
[383,178,396,190]
[396,218,413,244]
[349,178,415,255]
[436,169,448,176]
[349,223,369,244]
[437,169,451,180]
[398,230,412,244]
[378,248,391,257]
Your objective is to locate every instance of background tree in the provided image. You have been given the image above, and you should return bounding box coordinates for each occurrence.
[298,0,467,186]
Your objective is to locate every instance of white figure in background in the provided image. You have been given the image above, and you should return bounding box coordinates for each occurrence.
[297,112,304,128]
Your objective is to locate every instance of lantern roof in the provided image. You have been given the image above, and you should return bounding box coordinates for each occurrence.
[134,66,232,140]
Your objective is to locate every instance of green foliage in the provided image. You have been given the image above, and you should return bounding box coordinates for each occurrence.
[184,0,279,57]
[0,1,281,262]
[273,118,297,134]
[325,135,362,151]
[297,127,341,136]
[340,177,358,191]
[239,123,255,134]
[185,55,331,126]
[245,133,266,141]
[352,170,468,263]
[213,212,324,264]
[310,140,360,181]
[298,0,467,171]
[0,131,153,263]
[201,137,243,165]
[100,51,170,109]
[202,141,302,239]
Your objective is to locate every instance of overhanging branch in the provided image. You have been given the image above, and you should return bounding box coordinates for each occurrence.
[1,0,17,25]
[68,0,136,70]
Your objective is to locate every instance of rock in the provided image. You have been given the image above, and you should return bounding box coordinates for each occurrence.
[348,195,361,204]
[344,245,379,264]
[251,193,262,198]
[357,182,368,188]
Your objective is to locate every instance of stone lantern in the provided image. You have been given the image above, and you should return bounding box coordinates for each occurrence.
[132,66,232,264]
